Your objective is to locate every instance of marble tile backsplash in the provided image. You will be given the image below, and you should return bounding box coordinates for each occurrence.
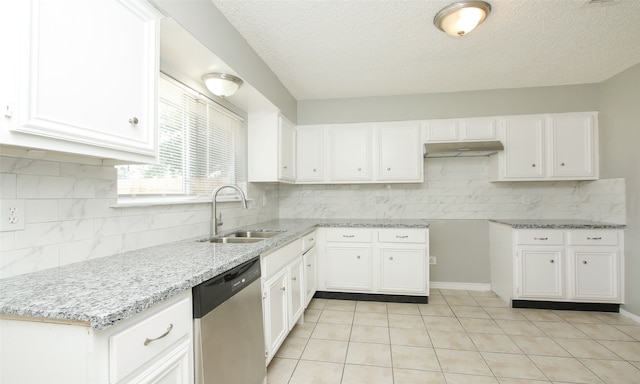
[0,155,625,279]
[0,155,279,278]
[279,157,626,224]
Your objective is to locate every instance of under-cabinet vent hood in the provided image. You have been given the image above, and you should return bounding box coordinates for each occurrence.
[423,141,504,158]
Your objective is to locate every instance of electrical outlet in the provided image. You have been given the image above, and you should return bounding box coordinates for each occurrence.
[0,199,25,232]
[429,256,437,265]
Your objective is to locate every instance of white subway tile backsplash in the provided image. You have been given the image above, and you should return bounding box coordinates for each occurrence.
[1,155,278,278]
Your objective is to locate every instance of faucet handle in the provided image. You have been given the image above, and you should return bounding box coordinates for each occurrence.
[216,212,223,227]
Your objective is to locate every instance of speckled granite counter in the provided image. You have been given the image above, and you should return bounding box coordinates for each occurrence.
[489,219,626,229]
[0,219,429,330]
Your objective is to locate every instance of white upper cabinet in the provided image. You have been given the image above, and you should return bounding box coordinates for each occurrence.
[495,115,546,179]
[548,113,598,179]
[376,121,423,182]
[328,123,373,182]
[296,121,423,184]
[0,0,161,164]
[490,112,598,181]
[296,125,325,182]
[423,117,496,142]
[248,111,296,183]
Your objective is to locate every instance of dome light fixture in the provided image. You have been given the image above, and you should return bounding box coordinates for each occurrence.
[434,1,492,37]
[201,73,244,98]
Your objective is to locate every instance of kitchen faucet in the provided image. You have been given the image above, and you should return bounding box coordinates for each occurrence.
[211,184,248,239]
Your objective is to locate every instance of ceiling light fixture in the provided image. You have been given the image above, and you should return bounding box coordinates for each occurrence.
[201,73,243,98]
[434,1,492,37]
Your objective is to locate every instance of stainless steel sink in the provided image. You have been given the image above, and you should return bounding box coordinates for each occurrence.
[208,237,265,244]
[230,231,282,238]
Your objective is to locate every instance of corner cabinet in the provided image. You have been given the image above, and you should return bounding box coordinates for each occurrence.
[489,223,624,307]
[0,0,161,164]
[0,290,193,384]
[248,111,296,183]
[490,112,598,181]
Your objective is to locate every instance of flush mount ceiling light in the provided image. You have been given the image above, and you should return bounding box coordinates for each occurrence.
[434,1,492,37]
[201,73,244,98]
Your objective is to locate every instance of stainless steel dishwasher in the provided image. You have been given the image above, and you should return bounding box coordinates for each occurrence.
[193,256,266,384]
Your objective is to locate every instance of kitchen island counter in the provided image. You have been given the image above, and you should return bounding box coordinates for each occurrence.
[0,218,429,329]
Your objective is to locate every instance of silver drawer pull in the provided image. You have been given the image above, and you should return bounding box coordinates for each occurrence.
[587,237,602,240]
[534,237,548,240]
[395,235,409,239]
[342,234,355,238]
[281,286,286,291]
[356,255,361,259]
[144,324,173,346]
[292,277,297,281]
[307,264,312,267]
[583,260,588,265]
[550,259,555,263]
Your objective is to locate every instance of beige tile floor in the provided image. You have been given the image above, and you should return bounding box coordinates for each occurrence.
[267,289,640,384]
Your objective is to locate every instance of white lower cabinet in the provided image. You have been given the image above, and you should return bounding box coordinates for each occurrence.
[261,237,307,364]
[490,223,624,305]
[326,245,374,291]
[302,232,318,306]
[318,227,429,297]
[0,291,193,384]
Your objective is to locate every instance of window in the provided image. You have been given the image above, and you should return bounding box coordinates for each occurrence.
[117,74,246,200]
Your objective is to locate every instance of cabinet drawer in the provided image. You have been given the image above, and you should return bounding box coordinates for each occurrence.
[109,297,191,383]
[326,228,372,243]
[516,230,564,245]
[263,239,302,279]
[302,231,317,251]
[378,229,427,244]
[567,230,618,246]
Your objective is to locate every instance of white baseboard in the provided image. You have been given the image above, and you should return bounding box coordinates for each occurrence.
[430,282,492,291]
[620,308,640,324]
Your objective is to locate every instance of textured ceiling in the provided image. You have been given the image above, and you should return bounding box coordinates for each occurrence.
[211,0,640,101]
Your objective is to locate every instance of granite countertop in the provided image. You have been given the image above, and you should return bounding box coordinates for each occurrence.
[0,218,429,330]
[489,219,626,229]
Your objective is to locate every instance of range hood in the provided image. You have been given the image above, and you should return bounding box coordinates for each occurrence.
[423,140,504,158]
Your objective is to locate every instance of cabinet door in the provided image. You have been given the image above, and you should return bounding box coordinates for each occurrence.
[12,0,159,160]
[296,125,324,182]
[376,122,422,182]
[325,245,373,291]
[460,118,496,140]
[548,114,597,179]
[500,116,545,179]
[278,116,296,181]
[303,247,317,306]
[127,339,191,384]
[423,119,458,142]
[570,248,620,301]
[328,124,372,181]
[517,248,564,299]
[379,247,426,294]
[288,258,305,329]
[263,270,288,362]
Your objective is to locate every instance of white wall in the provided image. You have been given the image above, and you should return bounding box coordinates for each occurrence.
[0,155,279,278]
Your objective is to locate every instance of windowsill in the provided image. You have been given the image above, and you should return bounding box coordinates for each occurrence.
[111,196,251,208]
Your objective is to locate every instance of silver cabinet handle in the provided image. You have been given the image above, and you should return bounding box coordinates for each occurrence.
[534,237,548,240]
[387,167,391,171]
[283,165,288,169]
[356,255,361,259]
[389,256,394,260]
[357,168,362,171]
[587,237,602,240]
[531,163,536,167]
[550,260,555,263]
[342,234,355,238]
[561,162,565,166]
[313,168,316,172]
[307,264,312,267]
[582,260,588,265]
[129,117,139,125]
[281,286,286,291]
[395,235,409,239]
[292,277,297,281]
[144,324,173,346]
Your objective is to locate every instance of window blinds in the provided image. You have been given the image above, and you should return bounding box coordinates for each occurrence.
[117,75,246,197]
